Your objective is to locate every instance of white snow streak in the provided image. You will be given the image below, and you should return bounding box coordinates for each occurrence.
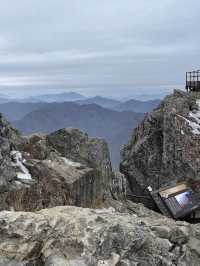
[62,157,81,168]
[177,99,200,135]
[11,151,32,180]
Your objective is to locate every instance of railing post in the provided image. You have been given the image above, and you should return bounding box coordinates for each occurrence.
[186,72,188,92]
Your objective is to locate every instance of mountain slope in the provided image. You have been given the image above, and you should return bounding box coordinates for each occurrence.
[76,96,160,112]
[0,97,9,104]
[114,99,160,113]
[0,102,47,121]
[76,96,121,109]
[14,102,144,167]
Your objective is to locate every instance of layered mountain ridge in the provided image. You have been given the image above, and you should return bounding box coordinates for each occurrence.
[12,102,144,167]
[0,95,159,168]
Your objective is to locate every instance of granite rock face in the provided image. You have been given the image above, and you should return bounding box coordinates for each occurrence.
[121,90,200,207]
[46,128,113,196]
[0,204,200,266]
[0,117,113,210]
[1,153,105,211]
[20,128,113,194]
[0,114,23,194]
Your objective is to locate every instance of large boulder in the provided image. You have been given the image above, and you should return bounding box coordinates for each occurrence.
[0,153,105,211]
[121,90,200,208]
[25,128,113,197]
[0,122,114,210]
[0,204,200,265]
[46,128,113,187]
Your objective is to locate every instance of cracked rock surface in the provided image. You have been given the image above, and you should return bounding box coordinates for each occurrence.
[0,118,114,211]
[121,90,200,208]
[0,204,199,266]
[0,114,23,194]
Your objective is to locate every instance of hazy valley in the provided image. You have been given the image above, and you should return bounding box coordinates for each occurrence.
[0,92,160,167]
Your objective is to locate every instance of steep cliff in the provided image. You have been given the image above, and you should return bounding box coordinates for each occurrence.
[121,90,200,208]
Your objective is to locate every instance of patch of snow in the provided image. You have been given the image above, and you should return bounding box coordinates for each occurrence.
[147,186,153,192]
[177,100,200,135]
[62,157,81,168]
[11,151,32,180]
[181,130,185,135]
[197,99,200,106]
[189,112,200,124]
[177,115,200,135]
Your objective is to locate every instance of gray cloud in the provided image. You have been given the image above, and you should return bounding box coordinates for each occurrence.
[0,0,199,98]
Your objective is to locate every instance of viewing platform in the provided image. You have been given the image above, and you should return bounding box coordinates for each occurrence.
[186,70,200,92]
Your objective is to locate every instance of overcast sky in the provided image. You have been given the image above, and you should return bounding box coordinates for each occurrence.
[0,0,199,98]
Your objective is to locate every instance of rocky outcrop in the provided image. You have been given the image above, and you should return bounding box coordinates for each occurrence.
[0,114,24,193]
[20,128,113,191]
[121,90,200,208]
[0,153,105,211]
[46,128,113,195]
[0,115,114,210]
[0,204,200,265]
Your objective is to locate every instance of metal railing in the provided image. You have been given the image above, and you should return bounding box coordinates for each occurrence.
[186,70,200,92]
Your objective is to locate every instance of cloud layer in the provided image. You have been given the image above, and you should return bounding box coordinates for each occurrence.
[0,0,199,97]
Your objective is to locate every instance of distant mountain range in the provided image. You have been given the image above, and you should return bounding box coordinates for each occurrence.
[0,94,160,122]
[12,102,144,167]
[113,99,160,113]
[18,92,85,103]
[1,91,160,112]
[0,102,47,121]
[0,92,85,104]
[0,97,9,104]
[0,92,161,167]
[76,96,160,112]
[76,96,121,109]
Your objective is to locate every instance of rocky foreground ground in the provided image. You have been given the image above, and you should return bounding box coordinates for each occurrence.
[1,202,200,266]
